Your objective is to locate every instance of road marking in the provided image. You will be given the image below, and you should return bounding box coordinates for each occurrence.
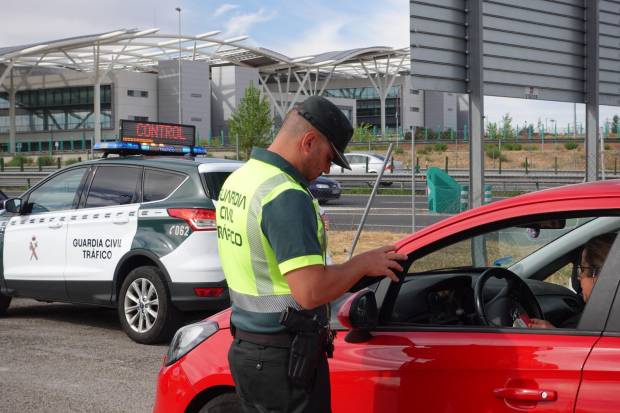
[324,207,428,211]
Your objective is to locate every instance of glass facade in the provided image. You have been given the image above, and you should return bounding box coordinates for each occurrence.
[0,85,112,133]
[323,86,400,100]
[324,86,401,131]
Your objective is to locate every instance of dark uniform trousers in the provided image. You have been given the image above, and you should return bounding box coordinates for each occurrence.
[228,338,332,413]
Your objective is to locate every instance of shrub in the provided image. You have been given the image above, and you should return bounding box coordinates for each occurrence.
[37,156,56,166]
[604,144,611,150]
[417,145,433,155]
[64,157,81,166]
[564,141,579,150]
[404,131,412,141]
[485,144,508,161]
[485,145,500,159]
[393,146,404,155]
[433,143,448,152]
[7,155,33,167]
[523,144,538,151]
[415,127,435,140]
[503,143,522,151]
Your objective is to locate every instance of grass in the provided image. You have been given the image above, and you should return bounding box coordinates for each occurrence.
[328,230,405,264]
[342,187,414,195]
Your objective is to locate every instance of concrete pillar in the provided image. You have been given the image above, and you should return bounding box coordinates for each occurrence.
[93,43,102,144]
[9,68,16,153]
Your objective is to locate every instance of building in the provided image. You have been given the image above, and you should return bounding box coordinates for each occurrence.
[0,29,454,154]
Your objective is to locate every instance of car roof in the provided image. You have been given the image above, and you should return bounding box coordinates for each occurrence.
[75,155,244,174]
[313,175,339,183]
[396,179,620,255]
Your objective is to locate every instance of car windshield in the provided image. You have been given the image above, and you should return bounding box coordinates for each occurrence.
[409,217,597,274]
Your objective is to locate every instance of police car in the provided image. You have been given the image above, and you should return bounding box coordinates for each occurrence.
[0,125,242,344]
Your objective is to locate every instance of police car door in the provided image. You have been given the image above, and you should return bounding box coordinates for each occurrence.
[3,167,88,300]
[64,165,141,304]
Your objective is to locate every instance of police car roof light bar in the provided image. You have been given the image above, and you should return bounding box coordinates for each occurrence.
[94,141,207,158]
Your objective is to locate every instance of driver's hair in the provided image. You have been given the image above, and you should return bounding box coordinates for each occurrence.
[583,233,617,269]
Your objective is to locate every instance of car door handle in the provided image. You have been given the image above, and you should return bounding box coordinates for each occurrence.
[493,387,557,402]
[113,217,129,224]
[48,221,63,229]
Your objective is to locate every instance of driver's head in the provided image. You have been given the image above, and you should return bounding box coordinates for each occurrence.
[579,233,616,302]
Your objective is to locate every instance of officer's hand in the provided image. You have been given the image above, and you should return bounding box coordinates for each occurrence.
[352,245,407,282]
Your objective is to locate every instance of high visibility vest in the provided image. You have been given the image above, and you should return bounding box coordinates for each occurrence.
[216,157,326,332]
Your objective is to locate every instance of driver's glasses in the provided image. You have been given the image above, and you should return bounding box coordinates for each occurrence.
[577,265,599,279]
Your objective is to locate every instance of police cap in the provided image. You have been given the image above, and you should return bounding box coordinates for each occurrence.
[297,96,353,170]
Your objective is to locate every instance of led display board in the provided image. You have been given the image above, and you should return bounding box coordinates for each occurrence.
[120,120,196,147]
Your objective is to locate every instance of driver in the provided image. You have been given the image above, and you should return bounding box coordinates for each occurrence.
[529,232,616,329]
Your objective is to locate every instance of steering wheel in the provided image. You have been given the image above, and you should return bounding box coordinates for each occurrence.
[474,268,543,327]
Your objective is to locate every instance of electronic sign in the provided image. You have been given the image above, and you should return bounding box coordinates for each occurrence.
[120,120,196,147]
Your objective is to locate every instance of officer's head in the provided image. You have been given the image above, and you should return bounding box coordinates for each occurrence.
[272,96,353,181]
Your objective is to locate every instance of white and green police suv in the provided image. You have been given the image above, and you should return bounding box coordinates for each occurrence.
[0,148,242,343]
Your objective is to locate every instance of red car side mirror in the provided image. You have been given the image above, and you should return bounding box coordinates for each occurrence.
[337,289,378,343]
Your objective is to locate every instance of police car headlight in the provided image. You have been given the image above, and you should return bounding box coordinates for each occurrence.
[166,321,219,366]
[315,184,330,189]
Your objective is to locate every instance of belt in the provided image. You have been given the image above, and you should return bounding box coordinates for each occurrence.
[233,327,294,348]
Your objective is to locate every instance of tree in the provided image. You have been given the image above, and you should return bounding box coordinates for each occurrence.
[352,123,373,142]
[486,122,498,139]
[612,115,619,135]
[228,82,273,159]
[501,113,514,139]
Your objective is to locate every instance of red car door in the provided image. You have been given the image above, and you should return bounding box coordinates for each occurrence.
[330,329,597,413]
[329,233,620,413]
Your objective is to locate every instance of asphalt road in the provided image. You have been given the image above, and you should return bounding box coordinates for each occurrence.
[324,194,452,232]
[0,298,206,413]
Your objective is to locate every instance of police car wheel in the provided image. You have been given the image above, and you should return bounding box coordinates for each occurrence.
[0,293,11,316]
[118,266,178,344]
[199,393,241,413]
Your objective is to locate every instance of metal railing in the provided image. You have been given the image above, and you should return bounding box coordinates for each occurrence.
[1,168,616,193]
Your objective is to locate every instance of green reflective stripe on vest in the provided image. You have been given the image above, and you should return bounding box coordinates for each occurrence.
[279,254,324,276]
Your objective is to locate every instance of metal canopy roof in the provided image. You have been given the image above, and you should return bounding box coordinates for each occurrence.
[0,29,411,145]
[0,28,409,78]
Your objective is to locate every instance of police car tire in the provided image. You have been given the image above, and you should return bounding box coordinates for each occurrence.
[199,393,241,413]
[118,266,179,344]
[0,293,11,316]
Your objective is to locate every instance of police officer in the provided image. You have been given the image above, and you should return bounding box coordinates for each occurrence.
[216,95,407,413]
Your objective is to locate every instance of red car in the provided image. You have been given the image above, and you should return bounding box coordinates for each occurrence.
[153,180,620,413]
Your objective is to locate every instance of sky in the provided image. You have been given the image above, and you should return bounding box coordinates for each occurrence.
[1,0,618,131]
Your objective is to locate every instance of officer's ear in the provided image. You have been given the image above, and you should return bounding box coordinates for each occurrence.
[299,130,320,155]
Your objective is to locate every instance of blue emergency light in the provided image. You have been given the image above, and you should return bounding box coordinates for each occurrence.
[94,141,207,157]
